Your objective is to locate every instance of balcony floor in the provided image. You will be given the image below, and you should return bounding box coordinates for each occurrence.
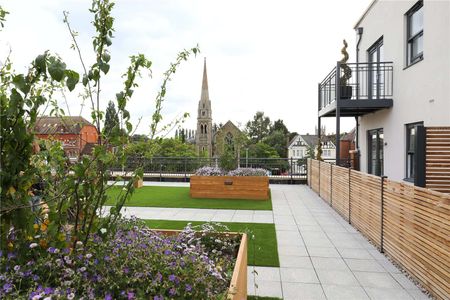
[319,99,393,117]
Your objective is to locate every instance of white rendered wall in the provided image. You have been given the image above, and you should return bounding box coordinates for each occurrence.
[357,0,450,181]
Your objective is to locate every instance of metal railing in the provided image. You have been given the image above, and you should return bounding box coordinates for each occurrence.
[110,156,308,182]
[319,61,394,110]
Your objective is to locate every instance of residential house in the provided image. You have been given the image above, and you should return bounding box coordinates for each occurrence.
[34,116,98,162]
[318,0,450,191]
[288,134,336,173]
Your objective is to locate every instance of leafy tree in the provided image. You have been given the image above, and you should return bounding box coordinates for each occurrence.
[306,145,315,158]
[270,119,289,134]
[245,111,271,143]
[219,146,237,171]
[288,131,298,143]
[103,100,120,139]
[264,130,288,158]
[179,128,186,143]
[248,142,280,158]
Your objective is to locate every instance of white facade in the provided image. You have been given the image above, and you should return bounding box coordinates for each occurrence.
[355,0,450,181]
[288,135,336,161]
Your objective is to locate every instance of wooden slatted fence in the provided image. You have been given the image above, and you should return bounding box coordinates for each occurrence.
[349,170,382,248]
[307,158,450,299]
[383,180,450,300]
[319,161,331,204]
[307,158,311,187]
[311,159,320,193]
[426,127,450,193]
[331,165,350,221]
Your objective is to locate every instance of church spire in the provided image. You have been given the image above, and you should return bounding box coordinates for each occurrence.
[200,57,209,102]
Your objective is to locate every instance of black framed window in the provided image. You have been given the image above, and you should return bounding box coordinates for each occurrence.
[405,122,423,181]
[368,128,384,176]
[406,1,423,65]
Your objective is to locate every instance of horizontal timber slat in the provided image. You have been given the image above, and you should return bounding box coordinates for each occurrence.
[190,176,269,200]
[426,127,450,193]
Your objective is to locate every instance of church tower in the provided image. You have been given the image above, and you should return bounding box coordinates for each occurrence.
[195,58,213,157]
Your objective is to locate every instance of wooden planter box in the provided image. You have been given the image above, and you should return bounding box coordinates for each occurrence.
[190,176,270,200]
[156,230,247,300]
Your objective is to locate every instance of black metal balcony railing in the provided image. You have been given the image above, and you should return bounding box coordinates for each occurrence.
[319,62,393,111]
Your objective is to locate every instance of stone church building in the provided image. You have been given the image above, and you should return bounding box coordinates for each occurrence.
[195,59,242,158]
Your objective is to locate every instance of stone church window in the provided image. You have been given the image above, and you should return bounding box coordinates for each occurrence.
[202,111,205,116]
[225,132,234,151]
[204,124,207,134]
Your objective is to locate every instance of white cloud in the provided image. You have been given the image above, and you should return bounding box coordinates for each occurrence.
[2,0,372,136]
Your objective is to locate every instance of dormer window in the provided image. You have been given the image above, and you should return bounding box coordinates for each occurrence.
[202,111,206,116]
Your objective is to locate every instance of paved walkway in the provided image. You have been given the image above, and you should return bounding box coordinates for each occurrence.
[117,207,274,223]
[117,183,429,299]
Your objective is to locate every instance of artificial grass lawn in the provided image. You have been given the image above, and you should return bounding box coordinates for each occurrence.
[144,220,279,268]
[106,186,272,210]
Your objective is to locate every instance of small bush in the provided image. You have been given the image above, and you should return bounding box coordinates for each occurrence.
[195,167,268,177]
[195,166,226,176]
[228,168,268,177]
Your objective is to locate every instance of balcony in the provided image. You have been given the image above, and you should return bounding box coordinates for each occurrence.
[318,61,393,117]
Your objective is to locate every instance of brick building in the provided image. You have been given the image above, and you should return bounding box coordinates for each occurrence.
[34,116,98,162]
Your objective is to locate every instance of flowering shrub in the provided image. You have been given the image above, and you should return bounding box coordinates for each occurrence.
[228,168,268,177]
[195,166,226,176]
[195,167,268,177]
[0,218,241,299]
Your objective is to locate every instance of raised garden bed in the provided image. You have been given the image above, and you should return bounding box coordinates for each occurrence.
[190,175,269,200]
[157,229,248,300]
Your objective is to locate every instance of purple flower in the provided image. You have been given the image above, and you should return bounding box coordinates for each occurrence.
[105,293,113,300]
[168,274,176,282]
[169,288,176,296]
[123,267,129,274]
[127,291,135,299]
[163,249,171,255]
[13,265,20,272]
[153,296,163,300]
[3,283,13,293]
[44,287,54,295]
[185,284,192,292]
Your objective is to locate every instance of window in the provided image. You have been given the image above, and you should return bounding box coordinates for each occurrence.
[368,129,384,176]
[405,122,423,180]
[225,132,234,151]
[406,1,423,65]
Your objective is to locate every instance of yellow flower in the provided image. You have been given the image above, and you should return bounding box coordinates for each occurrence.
[27,236,33,241]
[58,233,66,242]
[44,219,50,225]
[33,224,39,231]
[7,242,13,249]
[40,223,47,232]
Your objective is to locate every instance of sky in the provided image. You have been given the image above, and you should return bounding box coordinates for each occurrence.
[1,0,373,137]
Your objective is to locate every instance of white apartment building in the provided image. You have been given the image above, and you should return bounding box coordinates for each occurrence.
[318,0,450,187]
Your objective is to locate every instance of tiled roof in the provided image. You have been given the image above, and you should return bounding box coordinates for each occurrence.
[34,116,95,135]
[342,128,356,141]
